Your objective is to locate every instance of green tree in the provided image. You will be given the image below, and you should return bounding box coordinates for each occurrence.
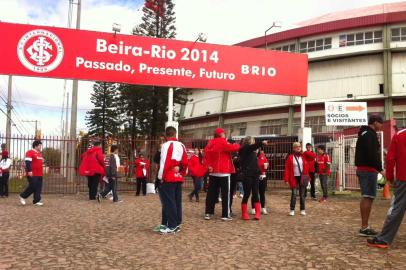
[118,0,188,137]
[86,82,120,147]
[42,147,61,167]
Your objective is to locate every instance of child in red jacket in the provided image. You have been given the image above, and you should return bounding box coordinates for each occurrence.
[284,142,309,216]
[188,148,207,202]
[134,153,150,196]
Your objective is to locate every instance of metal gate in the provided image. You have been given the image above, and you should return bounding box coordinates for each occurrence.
[332,132,384,191]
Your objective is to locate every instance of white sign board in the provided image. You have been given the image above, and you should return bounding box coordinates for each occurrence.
[325,102,368,126]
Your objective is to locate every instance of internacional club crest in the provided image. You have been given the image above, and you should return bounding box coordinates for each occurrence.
[17,29,64,73]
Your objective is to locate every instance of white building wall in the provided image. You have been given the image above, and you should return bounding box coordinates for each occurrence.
[392,52,406,95]
[226,92,290,112]
[183,89,223,118]
[307,55,384,102]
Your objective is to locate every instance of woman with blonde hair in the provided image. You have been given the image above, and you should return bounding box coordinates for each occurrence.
[284,142,309,216]
[239,136,267,220]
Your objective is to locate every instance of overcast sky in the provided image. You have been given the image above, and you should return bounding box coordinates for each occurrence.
[0,0,402,136]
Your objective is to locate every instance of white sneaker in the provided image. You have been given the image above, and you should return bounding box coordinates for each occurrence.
[19,196,26,205]
[300,210,306,216]
[289,210,295,216]
[109,196,114,201]
[218,197,222,202]
[239,194,243,198]
[249,209,256,215]
[34,202,43,206]
[261,208,268,215]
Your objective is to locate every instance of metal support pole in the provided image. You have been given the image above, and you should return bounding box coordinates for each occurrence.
[168,87,173,122]
[6,75,12,149]
[300,97,306,128]
[69,0,81,181]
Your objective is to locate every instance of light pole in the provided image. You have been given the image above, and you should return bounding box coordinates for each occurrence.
[22,120,39,138]
[264,22,281,50]
[166,33,208,137]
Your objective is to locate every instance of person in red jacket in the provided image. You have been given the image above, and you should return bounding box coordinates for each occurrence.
[204,128,240,221]
[251,149,269,215]
[79,141,105,201]
[368,128,406,248]
[134,153,150,196]
[188,148,207,202]
[316,145,331,202]
[284,142,309,216]
[303,143,317,200]
[19,140,44,206]
[157,126,188,234]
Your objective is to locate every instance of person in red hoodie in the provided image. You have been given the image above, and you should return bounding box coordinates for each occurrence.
[157,126,188,234]
[368,128,406,249]
[134,153,150,196]
[316,145,331,202]
[303,143,317,200]
[284,142,309,216]
[188,147,207,202]
[79,141,105,201]
[204,128,240,221]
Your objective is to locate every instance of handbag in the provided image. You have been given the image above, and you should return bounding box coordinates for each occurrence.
[294,155,309,187]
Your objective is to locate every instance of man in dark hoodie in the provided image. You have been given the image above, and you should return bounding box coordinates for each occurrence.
[355,114,384,237]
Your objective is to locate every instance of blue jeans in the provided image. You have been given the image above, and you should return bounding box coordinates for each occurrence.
[190,176,203,199]
[357,171,378,198]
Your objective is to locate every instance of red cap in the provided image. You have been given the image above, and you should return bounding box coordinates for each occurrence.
[214,128,225,136]
[2,150,8,158]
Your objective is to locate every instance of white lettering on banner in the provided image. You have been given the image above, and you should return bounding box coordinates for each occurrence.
[76,57,132,72]
[151,45,177,59]
[96,39,143,56]
[241,65,277,77]
[139,63,194,77]
[199,68,235,80]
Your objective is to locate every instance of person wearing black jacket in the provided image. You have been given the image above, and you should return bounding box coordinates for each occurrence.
[239,136,267,220]
[100,145,121,203]
[354,114,384,237]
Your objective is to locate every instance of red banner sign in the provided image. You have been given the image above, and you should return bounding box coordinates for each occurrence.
[0,22,308,96]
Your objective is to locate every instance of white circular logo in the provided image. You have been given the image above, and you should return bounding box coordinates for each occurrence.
[17,29,64,73]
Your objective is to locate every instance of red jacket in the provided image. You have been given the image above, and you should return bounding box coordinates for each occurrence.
[303,150,316,173]
[158,138,188,183]
[188,155,207,178]
[257,153,269,174]
[203,137,240,174]
[386,129,406,182]
[25,149,43,177]
[79,147,105,176]
[316,153,331,176]
[284,153,309,189]
[134,158,150,179]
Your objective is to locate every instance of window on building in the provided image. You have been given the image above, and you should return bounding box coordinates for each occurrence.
[391,27,406,41]
[273,43,296,52]
[394,112,406,129]
[339,31,383,47]
[259,119,288,135]
[299,42,307,53]
[299,37,332,53]
[374,31,383,43]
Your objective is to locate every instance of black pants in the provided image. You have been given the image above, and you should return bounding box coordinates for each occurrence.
[136,178,147,196]
[305,172,316,198]
[101,179,119,202]
[229,173,239,212]
[87,174,100,200]
[160,182,182,229]
[252,178,267,208]
[319,174,328,198]
[205,175,230,218]
[0,172,9,197]
[290,176,305,211]
[242,174,259,204]
[20,176,43,204]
